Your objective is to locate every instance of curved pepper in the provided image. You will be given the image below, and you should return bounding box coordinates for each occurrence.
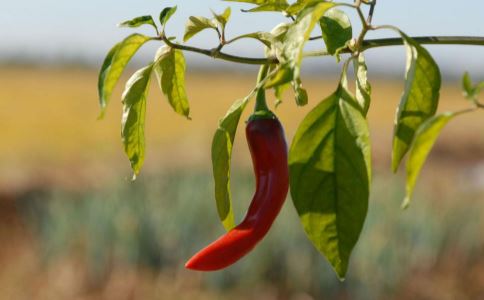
[185,116,289,271]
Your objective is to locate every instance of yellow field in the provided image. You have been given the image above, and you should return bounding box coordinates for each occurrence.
[0,67,482,187]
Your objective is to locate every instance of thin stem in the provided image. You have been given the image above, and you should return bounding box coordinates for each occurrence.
[304,36,484,58]
[159,35,278,65]
[361,36,484,50]
[158,34,484,65]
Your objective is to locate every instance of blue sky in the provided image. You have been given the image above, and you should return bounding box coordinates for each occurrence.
[1,0,483,76]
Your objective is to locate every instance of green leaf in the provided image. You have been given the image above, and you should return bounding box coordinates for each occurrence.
[183,16,217,42]
[154,46,190,118]
[292,78,308,106]
[225,0,288,5]
[392,32,441,172]
[353,53,371,115]
[404,112,456,208]
[242,3,289,12]
[212,7,231,28]
[289,85,371,280]
[118,15,157,32]
[232,32,275,48]
[212,97,251,230]
[160,6,177,27]
[462,72,474,98]
[319,8,352,56]
[98,34,152,118]
[266,2,335,87]
[121,64,154,177]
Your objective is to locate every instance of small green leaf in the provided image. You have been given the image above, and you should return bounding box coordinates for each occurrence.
[353,53,371,115]
[292,78,308,106]
[392,32,441,172]
[404,112,456,208]
[121,64,154,177]
[212,97,251,230]
[160,6,177,27]
[231,32,275,48]
[154,46,190,118]
[212,7,231,28]
[118,15,157,32]
[319,8,352,56]
[183,16,217,42]
[242,3,289,12]
[268,2,335,86]
[98,34,152,118]
[224,0,288,5]
[289,84,371,280]
[462,72,474,98]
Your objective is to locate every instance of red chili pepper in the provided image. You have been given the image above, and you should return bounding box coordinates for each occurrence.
[185,116,289,271]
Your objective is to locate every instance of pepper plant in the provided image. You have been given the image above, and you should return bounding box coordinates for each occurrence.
[98,0,484,279]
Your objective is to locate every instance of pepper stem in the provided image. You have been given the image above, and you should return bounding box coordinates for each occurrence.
[250,64,275,121]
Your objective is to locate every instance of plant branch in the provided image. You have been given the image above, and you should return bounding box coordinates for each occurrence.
[305,36,484,57]
[158,35,484,65]
[159,35,277,65]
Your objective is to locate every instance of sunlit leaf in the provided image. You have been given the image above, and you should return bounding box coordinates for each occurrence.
[154,46,190,118]
[121,64,154,177]
[392,32,441,172]
[353,53,371,115]
[319,8,352,56]
[212,97,251,230]
[212,7,231,28]
[404,112,456,208]
[266,2,335,87]
[183,16,217,42]
[98,34,152,118]
[289,84,371,279]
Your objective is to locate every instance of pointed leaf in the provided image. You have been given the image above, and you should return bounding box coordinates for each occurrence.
[212,7,231,28]
[404,112,456,208]
[289,85,371,279]
[392,32,441,172]
[118,15,157,32]
[98,34,152,117]
[160,6,177,27]
[353,53,371,115]
[212,97,251,230]
[319,8,352,56]
[243,3,289,12]
[121,64,154,177]
[154,46,190,118]
[183,16,217,42]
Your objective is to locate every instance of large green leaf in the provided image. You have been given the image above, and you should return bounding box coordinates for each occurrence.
[98,34,152,118]
[121,64,154,177]
[392,32,441,172]
[289,85,371,279]
[212,97,251,231]
[266,2,335,87]
[353,53,371,115]
[154,46,190,118]
[319,8,352,56]
[404,112,456,208]
[242,3,289,12]
[183,16,217,42]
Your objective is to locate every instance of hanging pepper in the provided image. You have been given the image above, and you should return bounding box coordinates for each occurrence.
[185,66,289,271]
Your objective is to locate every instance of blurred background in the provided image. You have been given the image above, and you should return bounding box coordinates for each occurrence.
[1,1,483,299]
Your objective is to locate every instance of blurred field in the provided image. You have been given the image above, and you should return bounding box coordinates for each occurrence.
[0,66,483,299]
